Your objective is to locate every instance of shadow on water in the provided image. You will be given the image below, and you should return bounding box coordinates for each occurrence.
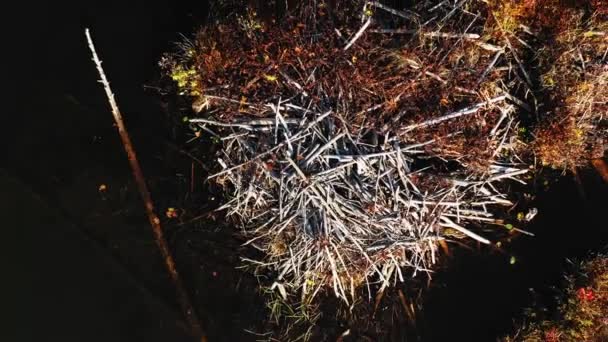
[6,2,607,341]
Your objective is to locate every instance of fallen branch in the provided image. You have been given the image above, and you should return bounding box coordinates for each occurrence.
[344,17,372,51]
[402,95,507,131]
[85,28,206,342]
[371,28,480,40]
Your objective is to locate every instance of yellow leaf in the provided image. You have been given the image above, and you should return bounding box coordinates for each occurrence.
[264,74,278,82]
[583,31,598,38]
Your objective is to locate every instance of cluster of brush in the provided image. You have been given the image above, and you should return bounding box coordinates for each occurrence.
[162,0,606,305]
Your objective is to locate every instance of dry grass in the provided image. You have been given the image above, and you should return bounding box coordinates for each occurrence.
[483,0,607,170]
[531,5,607,170]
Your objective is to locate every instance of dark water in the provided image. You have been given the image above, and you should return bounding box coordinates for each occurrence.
[421,170,607,341]
[6,2,607,341]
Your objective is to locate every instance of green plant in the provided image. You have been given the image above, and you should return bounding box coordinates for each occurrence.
[169,64,201,96]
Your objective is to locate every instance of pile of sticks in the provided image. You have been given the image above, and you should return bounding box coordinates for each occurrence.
[193,98,525,303]
[180,0,534,303]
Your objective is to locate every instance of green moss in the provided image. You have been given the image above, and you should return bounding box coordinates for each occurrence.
[169,65,201,96]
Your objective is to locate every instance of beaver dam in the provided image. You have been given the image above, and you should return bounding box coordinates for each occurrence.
[151,0,608,339]
[67,0,607,340]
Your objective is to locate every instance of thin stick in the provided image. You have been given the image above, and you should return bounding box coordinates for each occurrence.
[439,216,490,244]
[344,17,372,51]
[85,28,206,342]
[371,29,480,40]
[368,1,416,20]
[402,95,506,131]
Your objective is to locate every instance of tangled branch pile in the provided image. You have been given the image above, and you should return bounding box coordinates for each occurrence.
[161,0,606,304]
